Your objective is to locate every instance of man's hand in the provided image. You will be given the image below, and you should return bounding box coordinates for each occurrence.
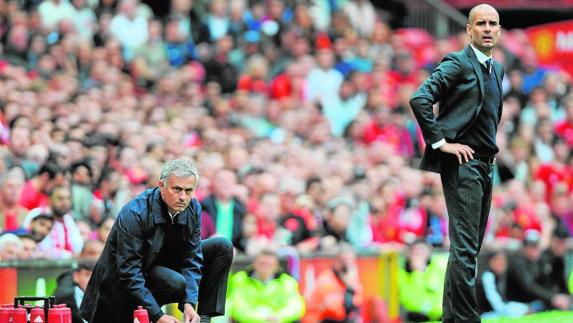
[183,303,200,323]
[439,142,474,164]
[551,294,571,310]
[157,314,179,323]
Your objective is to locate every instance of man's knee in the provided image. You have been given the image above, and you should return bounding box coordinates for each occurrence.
[148,266,186,298]
[169,272,187,296]
[203,236,234,262]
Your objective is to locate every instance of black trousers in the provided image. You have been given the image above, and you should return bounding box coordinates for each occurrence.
[440,157,494,323]
[147,236,233,316]
[93,236,233,322]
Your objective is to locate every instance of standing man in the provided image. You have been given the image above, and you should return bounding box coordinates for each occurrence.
[80,159,233,323]
[409,4,503,323]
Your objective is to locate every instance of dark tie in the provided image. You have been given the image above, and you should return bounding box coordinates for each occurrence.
[485,59,492,74]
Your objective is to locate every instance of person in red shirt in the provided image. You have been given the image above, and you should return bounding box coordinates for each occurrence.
[237,55,270,95]
[18,162,66,210]
[362,107,414,157]
[533,137,573,201]
[0,167,28,231]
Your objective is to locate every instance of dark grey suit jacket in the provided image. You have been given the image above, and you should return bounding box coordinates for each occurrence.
[409,45,504,173]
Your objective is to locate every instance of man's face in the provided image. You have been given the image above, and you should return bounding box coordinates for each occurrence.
[467,5,500,54]
[213,170,236,200]
[98,217,115,243]
[42,173,65,195]
[551,238,568,256]
[30,218,53,241]
[0,243,21,260]
[159,175,197,214]
[253,254,279,281]
[20,238,37,259]
[1,178,23,204]
[73,269,93,291]
[9,127,31,158]
[50,187,72,217]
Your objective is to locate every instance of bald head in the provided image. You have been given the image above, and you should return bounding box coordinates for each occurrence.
[468,4,499,25]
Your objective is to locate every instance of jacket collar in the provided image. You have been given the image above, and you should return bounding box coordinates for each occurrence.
[465,45,485,98]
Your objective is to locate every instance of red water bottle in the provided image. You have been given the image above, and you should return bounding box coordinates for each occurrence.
[48,305,65,323]
[133,306,149,323]
[0,304,13,323]
[62,305,72,323]
[12,305,27,323]
[30,306,46,323]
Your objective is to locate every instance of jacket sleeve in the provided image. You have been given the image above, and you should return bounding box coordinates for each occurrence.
[179,199,203,309]
[409,53,462,145]
[115,209,164,321]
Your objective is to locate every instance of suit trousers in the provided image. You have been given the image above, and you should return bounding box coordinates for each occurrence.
[92,236,233,322]
[440,157,494,323]
[149,236,233,316]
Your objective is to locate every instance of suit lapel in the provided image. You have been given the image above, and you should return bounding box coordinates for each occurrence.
[494,61,504,121]
[494,61,503,100]
[465,47,485,118]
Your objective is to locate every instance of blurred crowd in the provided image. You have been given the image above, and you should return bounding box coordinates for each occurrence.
[0,0,572,321]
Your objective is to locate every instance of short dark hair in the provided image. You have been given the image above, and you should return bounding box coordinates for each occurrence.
[305,176,322,191]
[32,213,54,222]
[48,184,69,198]
[37,162,63,180]
[70,159,93,179]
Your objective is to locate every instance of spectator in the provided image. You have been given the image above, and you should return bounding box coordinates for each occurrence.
[227,248,305,322]
[109,0,149,62]
[305,47,343,104]
[201,168,246,248]
[205,0,231,41]
[96,216,114,243]
[20,212,55,243]
[506,230,572,310]
[255,192,286,247]
[18,162,66,210]
[18,234,39,259]
[71,0,97,42]
[322,78,367,138]
[342,0,377,38]
[555,94,573,147]
[0,233,23,261]
[70,159,94,220]
[53,260,96,323]
[398,239,446,322]
[163,17,195,68]
[79,239,104,260]
[38,0,77,30]
[30,185,84,259]
[93,167,129,219]
[6,126,32,168]
[320,196,354,252]
[477,250,530,318]
[279,195,320,254]
[538,224,571,296]
[304,244,363,323]
[0,167,28,231]
[203,35,239,93]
